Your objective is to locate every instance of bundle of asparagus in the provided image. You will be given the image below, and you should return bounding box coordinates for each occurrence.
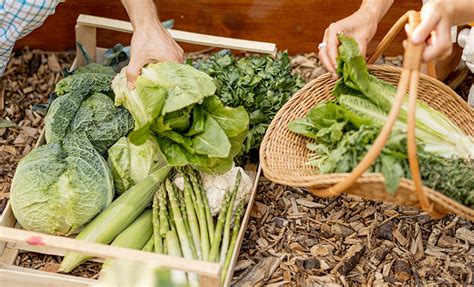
[151,167,244,286]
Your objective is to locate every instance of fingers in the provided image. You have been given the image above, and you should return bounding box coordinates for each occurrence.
[173,46,185,63]
[125,53,147,89]
[355,36,367,58]
[422,26,452,62]
[318,28,337,78]
[412,4,439,44]
[326,23,340,69]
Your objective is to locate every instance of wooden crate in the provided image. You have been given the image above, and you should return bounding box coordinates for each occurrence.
[0,14,271,287]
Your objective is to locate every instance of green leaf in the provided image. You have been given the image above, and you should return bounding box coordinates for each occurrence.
[195,51,305,155]
[202,96,249,138]
[113,74,167,145]
[338,95,393,127]
[160,131,194,153]
[46,71,114,143]
[162,109,191,132]
[380,155,404,196]
[184,106,205,136]
[228,129,247,157]
[142,62,215,114]
[307,101,371,130]
[288,118,317,139]
[157,136,207,167]
[192,115,231,158]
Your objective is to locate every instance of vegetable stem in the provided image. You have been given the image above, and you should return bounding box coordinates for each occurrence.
[152,191,163,253]
[189,168,214,246]
[219,171,241,264]
[165,179,195,260]
[142,236,154,252]
[222,201,245,283]
[158,183,170,238]
[180,168,203,260]
[185,167,210,260]
[209,172,239,263]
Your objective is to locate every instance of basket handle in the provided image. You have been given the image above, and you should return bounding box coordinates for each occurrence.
[367,11,437,79]
[310,11,440,216]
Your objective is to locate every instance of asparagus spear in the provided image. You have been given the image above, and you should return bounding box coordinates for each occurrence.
[152,191,163,253]
[202,187,215,244]
[165,230,188,285]
[167,184,199,287]
[142,236,154,252]
[209,189,232,262]
[180,169,202,260]
[189,169,214,245]
[219,171,241,264]
[185,167,210,261]
[176,182,198,259]
[158,183,170,238]
[221,201,245,282]
[165,179,195,260]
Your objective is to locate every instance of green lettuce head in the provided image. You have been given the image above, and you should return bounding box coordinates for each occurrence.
[112,62,249,174]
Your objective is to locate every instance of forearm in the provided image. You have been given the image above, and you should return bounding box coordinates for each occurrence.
[359,0,394,23]
[121,0,161,29]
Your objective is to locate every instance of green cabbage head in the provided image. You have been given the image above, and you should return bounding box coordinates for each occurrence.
[10,132,114,236]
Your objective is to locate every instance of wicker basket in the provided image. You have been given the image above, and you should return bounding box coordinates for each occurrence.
[260,12,474,221]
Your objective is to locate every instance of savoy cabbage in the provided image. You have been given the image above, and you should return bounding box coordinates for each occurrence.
[11,132,114,235]
[11,64,132,235]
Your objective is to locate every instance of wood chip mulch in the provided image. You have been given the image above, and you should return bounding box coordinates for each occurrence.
[0,48,75,214]
[15,251,102,279]
[232,178,474,286]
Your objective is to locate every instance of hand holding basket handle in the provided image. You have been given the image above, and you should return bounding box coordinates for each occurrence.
[309,11,441,217]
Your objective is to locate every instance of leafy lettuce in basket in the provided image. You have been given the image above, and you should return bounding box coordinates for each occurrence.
[289,34,474,205]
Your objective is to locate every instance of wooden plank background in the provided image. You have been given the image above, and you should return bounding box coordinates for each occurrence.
[15,0,420,55]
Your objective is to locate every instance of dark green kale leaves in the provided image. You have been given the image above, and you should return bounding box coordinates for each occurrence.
[195,51,305,158]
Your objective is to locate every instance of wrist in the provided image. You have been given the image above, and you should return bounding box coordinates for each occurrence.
[433,0,474,26]
[359,0,393,23]
[122,0,161,30]
[134,17,163,32]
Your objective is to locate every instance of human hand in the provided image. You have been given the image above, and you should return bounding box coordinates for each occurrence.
[411,2,456,62]
[318,9,380,77]
[126,23,184,88]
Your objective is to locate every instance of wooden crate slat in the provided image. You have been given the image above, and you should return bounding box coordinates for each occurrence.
[0,226,221,278]
[76,14,277,55]
[0,264,95,287]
